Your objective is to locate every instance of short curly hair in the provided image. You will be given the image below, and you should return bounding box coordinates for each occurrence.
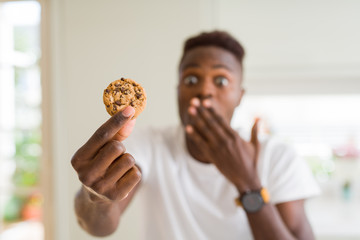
[180,30,245,66]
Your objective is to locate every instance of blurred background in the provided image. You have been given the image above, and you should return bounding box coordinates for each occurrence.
[0,0,359,240]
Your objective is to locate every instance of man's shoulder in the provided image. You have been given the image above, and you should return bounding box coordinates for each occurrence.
[235,128,291,152]
[133,124,180,136]
[260,136,296,157]
[234,127,297,164]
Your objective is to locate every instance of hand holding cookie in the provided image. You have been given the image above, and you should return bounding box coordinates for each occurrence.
[71,107,142,204]
[71,78,145,202]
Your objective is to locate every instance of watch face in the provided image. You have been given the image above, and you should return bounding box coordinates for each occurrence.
[242,192,264,213]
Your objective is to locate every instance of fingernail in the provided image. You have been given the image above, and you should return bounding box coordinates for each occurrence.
[202,99,211,108]
[185,125,193,134]
[188,106,197,115]
[190,98,200,107]
[122,106,135,117]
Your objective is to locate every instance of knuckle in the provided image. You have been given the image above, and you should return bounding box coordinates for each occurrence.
[94,128,110,142]
[91,181,105,194]
[70,155,79,169]
[105,190,117,201]
[129,168,142,183]
[109,140,126,154]
[78,173,92,186]
[71,151,84,169]
[120,153,135,167]
[134,167,142,179]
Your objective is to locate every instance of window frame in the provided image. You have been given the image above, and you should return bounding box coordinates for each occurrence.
[0,0,53,239]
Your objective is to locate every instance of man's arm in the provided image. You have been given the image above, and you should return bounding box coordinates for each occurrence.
[71,106,141,236]
[74,180,140,236]
[186,98,315,240]
[246,200,314,240]
[276,200,314,239]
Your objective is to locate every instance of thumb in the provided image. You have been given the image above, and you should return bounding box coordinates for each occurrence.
[250,118,260,166]
[250,118,260,149]
[114,118,136,142]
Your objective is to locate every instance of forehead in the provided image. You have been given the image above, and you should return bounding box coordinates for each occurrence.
[179,46,242,73]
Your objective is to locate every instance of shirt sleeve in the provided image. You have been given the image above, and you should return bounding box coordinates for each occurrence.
[264,139,321,204]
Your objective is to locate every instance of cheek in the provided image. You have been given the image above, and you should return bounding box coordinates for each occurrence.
[178,85,194,104]
[217,91,241,119]
[177,86,192,124]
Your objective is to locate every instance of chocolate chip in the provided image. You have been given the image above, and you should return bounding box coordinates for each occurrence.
[121,78,125,80]
[115,100,122,106]
[136,93,142,99]
[130,101,135,107]
[106,105,110,108]
[124,89,131,95]
[120,87,126,93]
[113,105,117,111]
[115,83,121,87]
[105,89,110,93]
[132,83,137,87]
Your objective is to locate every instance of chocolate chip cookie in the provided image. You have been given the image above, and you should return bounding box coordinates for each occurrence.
[103,78,146,118]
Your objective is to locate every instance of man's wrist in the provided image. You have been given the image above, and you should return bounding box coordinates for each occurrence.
[234,177,262,195]
[235,187,270,213]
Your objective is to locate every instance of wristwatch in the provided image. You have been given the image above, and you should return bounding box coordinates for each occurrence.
[235,187,270,213]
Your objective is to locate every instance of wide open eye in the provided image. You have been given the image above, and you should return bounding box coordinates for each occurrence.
[183,75,198,85]
[214,76,229,87]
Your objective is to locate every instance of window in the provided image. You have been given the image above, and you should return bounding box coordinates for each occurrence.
[232,94,360,237]
[0,1,44,239]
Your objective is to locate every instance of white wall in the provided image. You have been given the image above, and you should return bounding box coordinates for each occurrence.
[49,0,360,239]
[218,0,360,94]
[50,0,218,239]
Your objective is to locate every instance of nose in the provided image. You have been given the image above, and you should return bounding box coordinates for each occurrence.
[196,78,215,100]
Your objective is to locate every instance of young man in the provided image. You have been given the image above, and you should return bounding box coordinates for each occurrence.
[71,31,319,240]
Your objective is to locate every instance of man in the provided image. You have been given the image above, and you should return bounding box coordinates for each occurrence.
[71,31,319,239]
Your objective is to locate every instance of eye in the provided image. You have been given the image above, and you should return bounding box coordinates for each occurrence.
[214,76,229,87]
[183,75,198,85]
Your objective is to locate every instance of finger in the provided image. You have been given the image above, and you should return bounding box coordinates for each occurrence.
[79,140,126,182]
[196,106,228,144]
[90,154,136,197]
[111,166,142,201]
[250,118,260,147]
[78,106,135,158]
[190,97,201,107]
[250,118,260,166]
[204,105,234,137]
[188,106,216,143]
[185,125,212,160]
[103,153,136,185]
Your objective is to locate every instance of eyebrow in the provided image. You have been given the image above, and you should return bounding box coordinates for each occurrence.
[181,63,233,72]
[212,64,233,72]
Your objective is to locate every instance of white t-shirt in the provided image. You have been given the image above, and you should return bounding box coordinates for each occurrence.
[124,125,320,240]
